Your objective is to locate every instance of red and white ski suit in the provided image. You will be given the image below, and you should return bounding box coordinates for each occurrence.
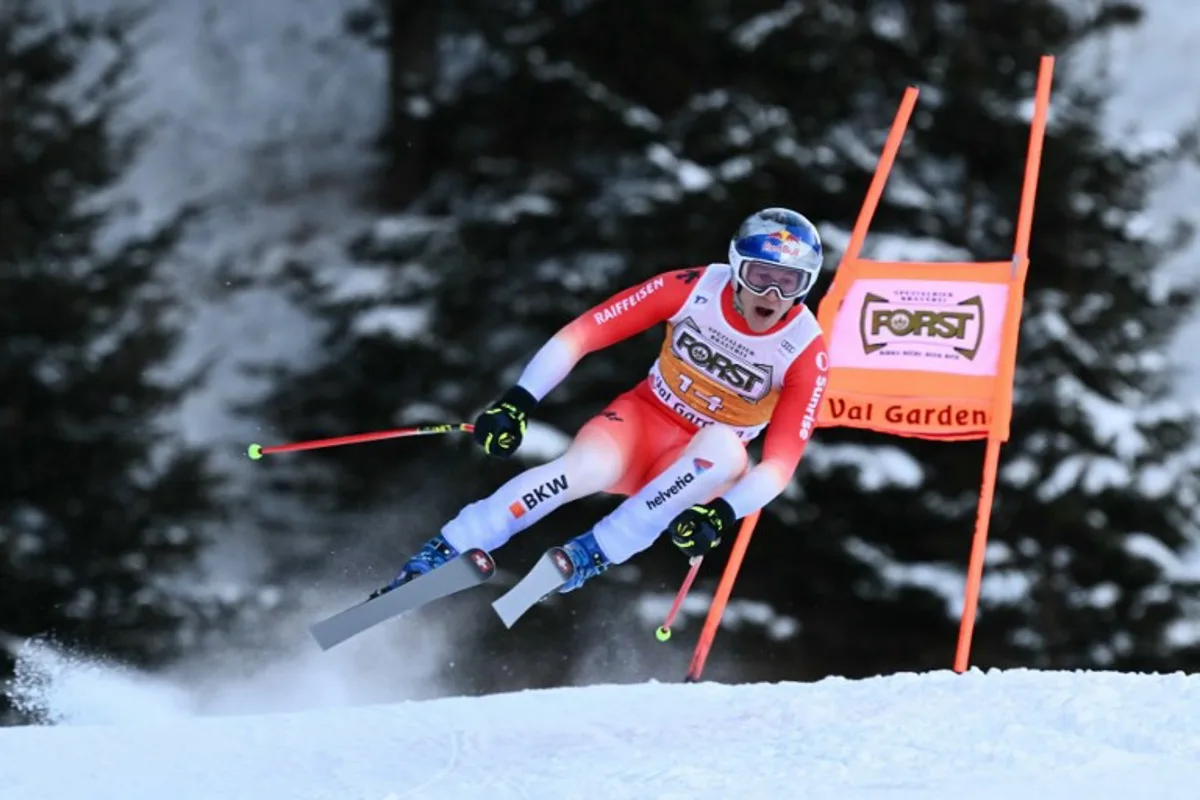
[441,264,829,564]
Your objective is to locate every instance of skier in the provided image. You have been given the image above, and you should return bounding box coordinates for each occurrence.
[372,207,831,599]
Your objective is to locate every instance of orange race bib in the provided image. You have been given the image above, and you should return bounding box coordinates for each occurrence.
[646,264,822,440]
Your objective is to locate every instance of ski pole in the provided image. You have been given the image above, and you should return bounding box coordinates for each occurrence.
[246,422,474,460]
[684,510,761,681]
[654,556,703,642]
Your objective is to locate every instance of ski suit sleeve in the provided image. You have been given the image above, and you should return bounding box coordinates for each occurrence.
[514,269,700,401]
[719,335,830,519]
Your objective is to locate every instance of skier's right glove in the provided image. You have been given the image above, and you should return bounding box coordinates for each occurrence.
[472,385,538,459]
[666,498,737,556]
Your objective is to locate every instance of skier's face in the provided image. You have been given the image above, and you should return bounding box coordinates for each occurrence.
[737,286,790,332]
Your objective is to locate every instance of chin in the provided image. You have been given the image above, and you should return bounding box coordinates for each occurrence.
[747,312,782,331]
[735,289,790,330]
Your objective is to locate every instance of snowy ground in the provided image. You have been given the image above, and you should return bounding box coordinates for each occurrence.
[3,667,1200,799]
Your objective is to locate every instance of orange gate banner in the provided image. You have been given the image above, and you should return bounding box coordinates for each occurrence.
[814,55,1054,672]
[687,55,1056,682]
[816,257,1021,442]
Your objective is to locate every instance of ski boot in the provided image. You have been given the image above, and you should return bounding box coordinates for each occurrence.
[555,530,610,594]
[369,533,460,600]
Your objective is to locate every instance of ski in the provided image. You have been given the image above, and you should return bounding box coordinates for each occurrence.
[491,547,575,628]
[309,548,496,651]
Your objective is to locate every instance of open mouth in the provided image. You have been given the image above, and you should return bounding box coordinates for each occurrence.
[753,304,775,319]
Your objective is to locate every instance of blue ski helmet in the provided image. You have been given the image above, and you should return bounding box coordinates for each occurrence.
[728,208,823,301]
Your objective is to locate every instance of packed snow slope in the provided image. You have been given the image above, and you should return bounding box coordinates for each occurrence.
[4,669,1200,800]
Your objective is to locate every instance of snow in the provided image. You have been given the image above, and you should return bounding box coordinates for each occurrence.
[802,441,926,491]
[4,660,1200,799]
[109,0,386,461]
[647,144,717,193]
[1125,532,1200,581]
[635,590,801,641]
[352,305,433,340]
[732,2,806,51]
[818,223,975,264]
[1093,0,1200,393]
[843,537,966,614]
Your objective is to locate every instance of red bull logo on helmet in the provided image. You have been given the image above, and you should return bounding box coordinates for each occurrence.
[762,229,803,258]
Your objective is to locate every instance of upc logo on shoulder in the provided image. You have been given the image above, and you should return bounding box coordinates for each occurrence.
[859,291,985,360]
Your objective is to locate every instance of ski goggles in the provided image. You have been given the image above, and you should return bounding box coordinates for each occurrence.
[737,258,814,299]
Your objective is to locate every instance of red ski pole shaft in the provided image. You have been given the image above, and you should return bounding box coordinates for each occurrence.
[655,556,703,642]
[246,422,474,460]
[685,511,760,681]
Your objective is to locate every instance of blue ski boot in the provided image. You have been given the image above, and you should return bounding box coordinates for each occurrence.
[555,530,610,594]
[369,533,460,600]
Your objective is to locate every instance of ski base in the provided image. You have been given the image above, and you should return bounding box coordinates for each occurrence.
[491,547,574,629]
[309,548,496,651]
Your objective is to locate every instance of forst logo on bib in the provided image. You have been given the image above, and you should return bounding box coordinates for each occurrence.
[671,319,772,400]
[859,291,986,361]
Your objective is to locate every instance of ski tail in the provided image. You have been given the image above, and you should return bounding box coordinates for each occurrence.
[309,548,495,650]
[491,547,575,629]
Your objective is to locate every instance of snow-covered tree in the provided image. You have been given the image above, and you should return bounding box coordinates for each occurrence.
[0,0,233,719]
[718,0,1200,677]
[256,0,1200,689]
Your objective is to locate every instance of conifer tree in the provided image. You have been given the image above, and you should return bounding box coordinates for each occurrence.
[259,0,1200,689]
[0,0,230,718]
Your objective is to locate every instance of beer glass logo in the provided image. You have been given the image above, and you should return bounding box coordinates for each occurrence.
[859,292,985,360]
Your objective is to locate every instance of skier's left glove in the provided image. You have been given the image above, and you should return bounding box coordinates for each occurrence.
[666,497,738,556]
[472,385,538,459]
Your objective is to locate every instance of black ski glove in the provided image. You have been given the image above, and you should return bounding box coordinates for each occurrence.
[666,497,738,556]
[472,385,538,459]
